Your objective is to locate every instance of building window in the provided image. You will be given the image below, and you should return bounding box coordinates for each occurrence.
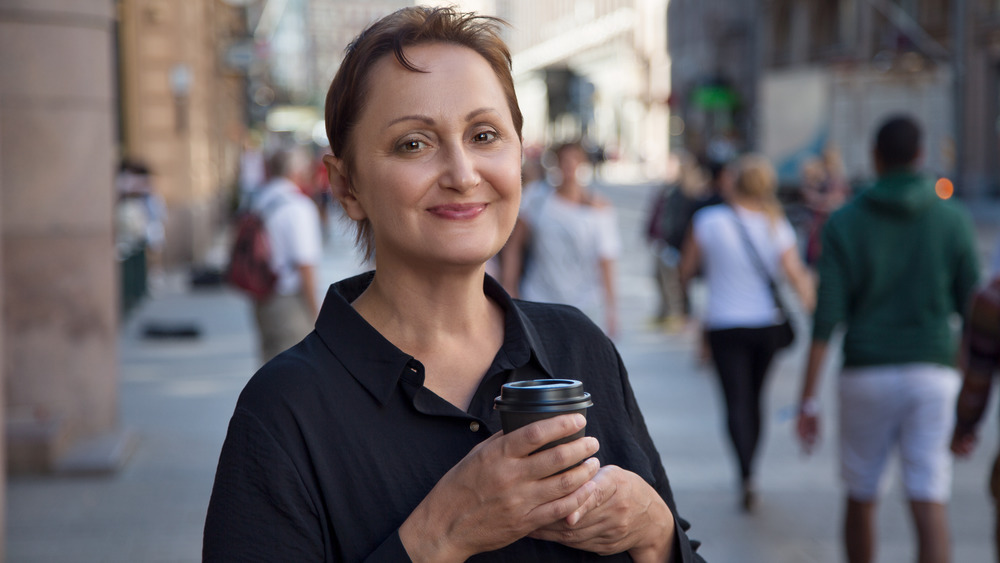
[810,2,841,59]
[770,0,792,66]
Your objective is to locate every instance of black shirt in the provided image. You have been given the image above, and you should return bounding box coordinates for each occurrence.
[204,273,704,562]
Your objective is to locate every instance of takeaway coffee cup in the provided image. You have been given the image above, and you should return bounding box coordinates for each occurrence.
[494,379,594,452]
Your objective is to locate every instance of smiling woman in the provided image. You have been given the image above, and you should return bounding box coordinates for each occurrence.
[325,43,522,273]
[203,7,706,563]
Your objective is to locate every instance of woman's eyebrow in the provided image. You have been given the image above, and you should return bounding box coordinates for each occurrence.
[465,107,498,121]
[386,114,435,127]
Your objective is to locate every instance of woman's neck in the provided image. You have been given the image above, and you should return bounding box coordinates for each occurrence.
[352,261,506,410]
[556,179,586,203]
[351,262,496,352]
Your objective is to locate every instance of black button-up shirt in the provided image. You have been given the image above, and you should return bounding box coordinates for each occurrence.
[204,273,704,562]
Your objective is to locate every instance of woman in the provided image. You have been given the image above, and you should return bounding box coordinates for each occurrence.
[680,154,815,511]
[204,7,703,562]
[501,142,621,337]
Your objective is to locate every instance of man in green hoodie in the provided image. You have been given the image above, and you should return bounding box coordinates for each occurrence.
[795,115,980,563]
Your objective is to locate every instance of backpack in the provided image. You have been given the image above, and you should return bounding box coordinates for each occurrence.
[225,197,285,300]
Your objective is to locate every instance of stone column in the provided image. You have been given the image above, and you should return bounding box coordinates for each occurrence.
[0,61,5,560]
[0,0,124,474]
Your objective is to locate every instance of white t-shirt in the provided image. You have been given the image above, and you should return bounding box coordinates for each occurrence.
[691,204,797,330]
[252,178,323,296]
[519,192,621,320]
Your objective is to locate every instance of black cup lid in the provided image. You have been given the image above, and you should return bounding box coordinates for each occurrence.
[494,379,593,411]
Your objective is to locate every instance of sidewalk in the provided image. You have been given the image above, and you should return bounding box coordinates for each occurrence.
[5,197,999,562]
[6,222,367,563]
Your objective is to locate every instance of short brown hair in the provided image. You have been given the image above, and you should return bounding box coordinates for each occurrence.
[324,6,522,259]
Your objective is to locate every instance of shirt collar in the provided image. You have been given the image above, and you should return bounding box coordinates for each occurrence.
[483,275,556,378]
[314,272,556,406]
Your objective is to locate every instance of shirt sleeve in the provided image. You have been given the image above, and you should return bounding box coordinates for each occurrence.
[205,407,419,563]
[614,350,706,563]
[274,199,323,267]
[812,218,850,342]
[203,408,325,562]
[775,217,798,254]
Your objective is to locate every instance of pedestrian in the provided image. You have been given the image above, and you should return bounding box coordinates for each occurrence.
[679,154,815,511]
[950,240,1000,560]
[501,141,622,337]
[204,7,705,562]
[796,115,981,563]
[799,146,851,266]
[114,159,167,296]
[645,151,707,331]
[247,147,323,365]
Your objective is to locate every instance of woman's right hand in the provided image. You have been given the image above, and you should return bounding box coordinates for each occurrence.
[398,413,601,562]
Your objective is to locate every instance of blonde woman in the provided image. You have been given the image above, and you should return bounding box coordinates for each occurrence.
[680,154,814,511]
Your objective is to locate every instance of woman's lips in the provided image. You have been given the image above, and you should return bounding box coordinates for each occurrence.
[427,203,487,220]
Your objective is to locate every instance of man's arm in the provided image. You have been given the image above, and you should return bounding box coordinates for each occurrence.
[796,340,829,454]
[298,263,319,319]
[599,257,618,338]
[952,281,1000,456]
[796,220,848,454]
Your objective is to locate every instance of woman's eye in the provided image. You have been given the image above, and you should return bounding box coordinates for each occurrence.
[397,139,426,153]
[473,130,498,143]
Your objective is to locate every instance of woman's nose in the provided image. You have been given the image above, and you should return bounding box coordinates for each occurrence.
[440,144,481,192]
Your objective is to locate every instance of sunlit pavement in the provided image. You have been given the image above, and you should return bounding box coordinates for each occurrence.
[5,187,998,562]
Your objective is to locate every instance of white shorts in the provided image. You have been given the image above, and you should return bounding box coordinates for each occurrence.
[838,363,960,502]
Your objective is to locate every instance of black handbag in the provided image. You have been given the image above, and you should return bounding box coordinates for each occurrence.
[731,209,796,349]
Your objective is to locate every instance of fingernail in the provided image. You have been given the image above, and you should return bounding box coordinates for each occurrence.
[573,414,586,428]
[568,511,581,526]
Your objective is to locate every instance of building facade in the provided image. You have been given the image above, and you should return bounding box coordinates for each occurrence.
[118,0,248,267]
[670,0,1000,199]
[1,0,248,490]
[1,0,121,511]
[503,0,673,179]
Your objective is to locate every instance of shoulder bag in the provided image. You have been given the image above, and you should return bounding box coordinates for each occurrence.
[731,209,796,349]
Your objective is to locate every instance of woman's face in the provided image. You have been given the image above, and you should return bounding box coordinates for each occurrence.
[329,43,522,271]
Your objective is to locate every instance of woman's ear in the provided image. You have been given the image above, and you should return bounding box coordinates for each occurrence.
[323,154,367,221]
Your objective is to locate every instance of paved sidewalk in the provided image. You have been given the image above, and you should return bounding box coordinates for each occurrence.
[6,223,367,563]
[5,197,999,562]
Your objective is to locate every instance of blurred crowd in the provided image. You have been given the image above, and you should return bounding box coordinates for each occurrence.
[219,109,1000,562]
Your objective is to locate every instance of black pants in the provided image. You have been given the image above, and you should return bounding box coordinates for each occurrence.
[707,325,783,481]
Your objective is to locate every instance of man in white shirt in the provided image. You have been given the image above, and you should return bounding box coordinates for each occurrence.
[251,148,323,364]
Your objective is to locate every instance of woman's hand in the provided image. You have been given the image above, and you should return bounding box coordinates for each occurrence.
[529,465,676,562]
[399,414,601,562]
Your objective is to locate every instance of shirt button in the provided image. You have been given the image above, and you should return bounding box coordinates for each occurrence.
[469,421,480,432]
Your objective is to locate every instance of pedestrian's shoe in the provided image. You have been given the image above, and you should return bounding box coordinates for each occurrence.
[740,480,757,513]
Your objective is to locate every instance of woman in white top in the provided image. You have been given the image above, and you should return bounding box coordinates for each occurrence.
[502,142,621,337]
[679,154,815,511]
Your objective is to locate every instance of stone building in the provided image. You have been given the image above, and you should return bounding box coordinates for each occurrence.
[0,0,247,530]
[118,0,248,267]
[501,0,673,179]
[1,2,119,555]
[669,0,1000,199]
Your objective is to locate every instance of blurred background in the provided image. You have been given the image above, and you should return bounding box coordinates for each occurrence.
[1,0,999,561]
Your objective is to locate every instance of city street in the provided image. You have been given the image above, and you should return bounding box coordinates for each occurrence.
[6,181,999,562]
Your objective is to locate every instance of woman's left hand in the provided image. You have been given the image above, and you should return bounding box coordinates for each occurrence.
[528,465,675,561]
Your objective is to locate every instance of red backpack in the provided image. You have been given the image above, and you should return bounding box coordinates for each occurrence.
[225,198,285,300]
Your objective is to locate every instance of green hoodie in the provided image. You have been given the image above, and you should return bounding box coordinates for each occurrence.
[812,170,980,368]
